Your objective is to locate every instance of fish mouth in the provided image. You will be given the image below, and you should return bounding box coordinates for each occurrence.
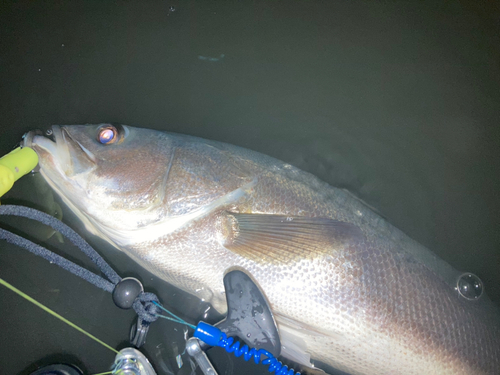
[23,127,61,159]
[23,126,96,177]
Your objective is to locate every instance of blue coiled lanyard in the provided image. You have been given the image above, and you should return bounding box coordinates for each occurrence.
[194,321,302,375]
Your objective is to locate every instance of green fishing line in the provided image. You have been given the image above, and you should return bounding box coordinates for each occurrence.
[0,277,119,355]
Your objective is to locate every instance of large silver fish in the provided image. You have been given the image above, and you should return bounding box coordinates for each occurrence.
[23,124,500,375]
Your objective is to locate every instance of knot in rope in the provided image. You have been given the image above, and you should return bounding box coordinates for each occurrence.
[133,292,161,323]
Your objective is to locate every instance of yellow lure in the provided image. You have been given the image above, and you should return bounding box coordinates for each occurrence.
[0,147,39,198]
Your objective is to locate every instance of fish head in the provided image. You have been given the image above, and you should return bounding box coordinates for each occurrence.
[23,124,254,245]
[23,124,179,240]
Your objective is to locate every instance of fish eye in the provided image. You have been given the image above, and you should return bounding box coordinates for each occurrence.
[97,125,118,145]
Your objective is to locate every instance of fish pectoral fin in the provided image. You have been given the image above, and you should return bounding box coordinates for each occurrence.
[221,212,364,263]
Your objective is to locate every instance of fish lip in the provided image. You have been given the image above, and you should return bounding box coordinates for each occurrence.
[22,129,45,148]
[19,131,41,172]
[22,127,59,149]
[26,126,62,157]
[24,126,97,176]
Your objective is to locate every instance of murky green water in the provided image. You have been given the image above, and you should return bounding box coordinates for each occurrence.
[1,1,499,374]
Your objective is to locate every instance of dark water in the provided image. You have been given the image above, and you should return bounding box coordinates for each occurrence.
[0,1,499,374]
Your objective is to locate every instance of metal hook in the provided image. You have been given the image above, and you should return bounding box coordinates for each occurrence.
[130,317,150,348]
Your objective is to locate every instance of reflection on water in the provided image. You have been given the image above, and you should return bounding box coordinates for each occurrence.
[0,1,499,375]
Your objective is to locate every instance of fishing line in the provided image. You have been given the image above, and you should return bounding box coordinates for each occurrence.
[1,275,158,375]
[0,277,119,354]
[0,205,170,371]
[0,205,297,375]
[153,301,196,329]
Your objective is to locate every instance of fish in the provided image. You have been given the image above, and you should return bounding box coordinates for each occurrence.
[22,123,500,375]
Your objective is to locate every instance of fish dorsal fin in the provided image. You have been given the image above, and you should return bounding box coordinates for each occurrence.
[221,213,363,264]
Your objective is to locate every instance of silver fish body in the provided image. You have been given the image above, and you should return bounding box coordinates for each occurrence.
[23,124,500,375]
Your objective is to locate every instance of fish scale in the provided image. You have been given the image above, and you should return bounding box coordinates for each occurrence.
[23,124,500,375]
